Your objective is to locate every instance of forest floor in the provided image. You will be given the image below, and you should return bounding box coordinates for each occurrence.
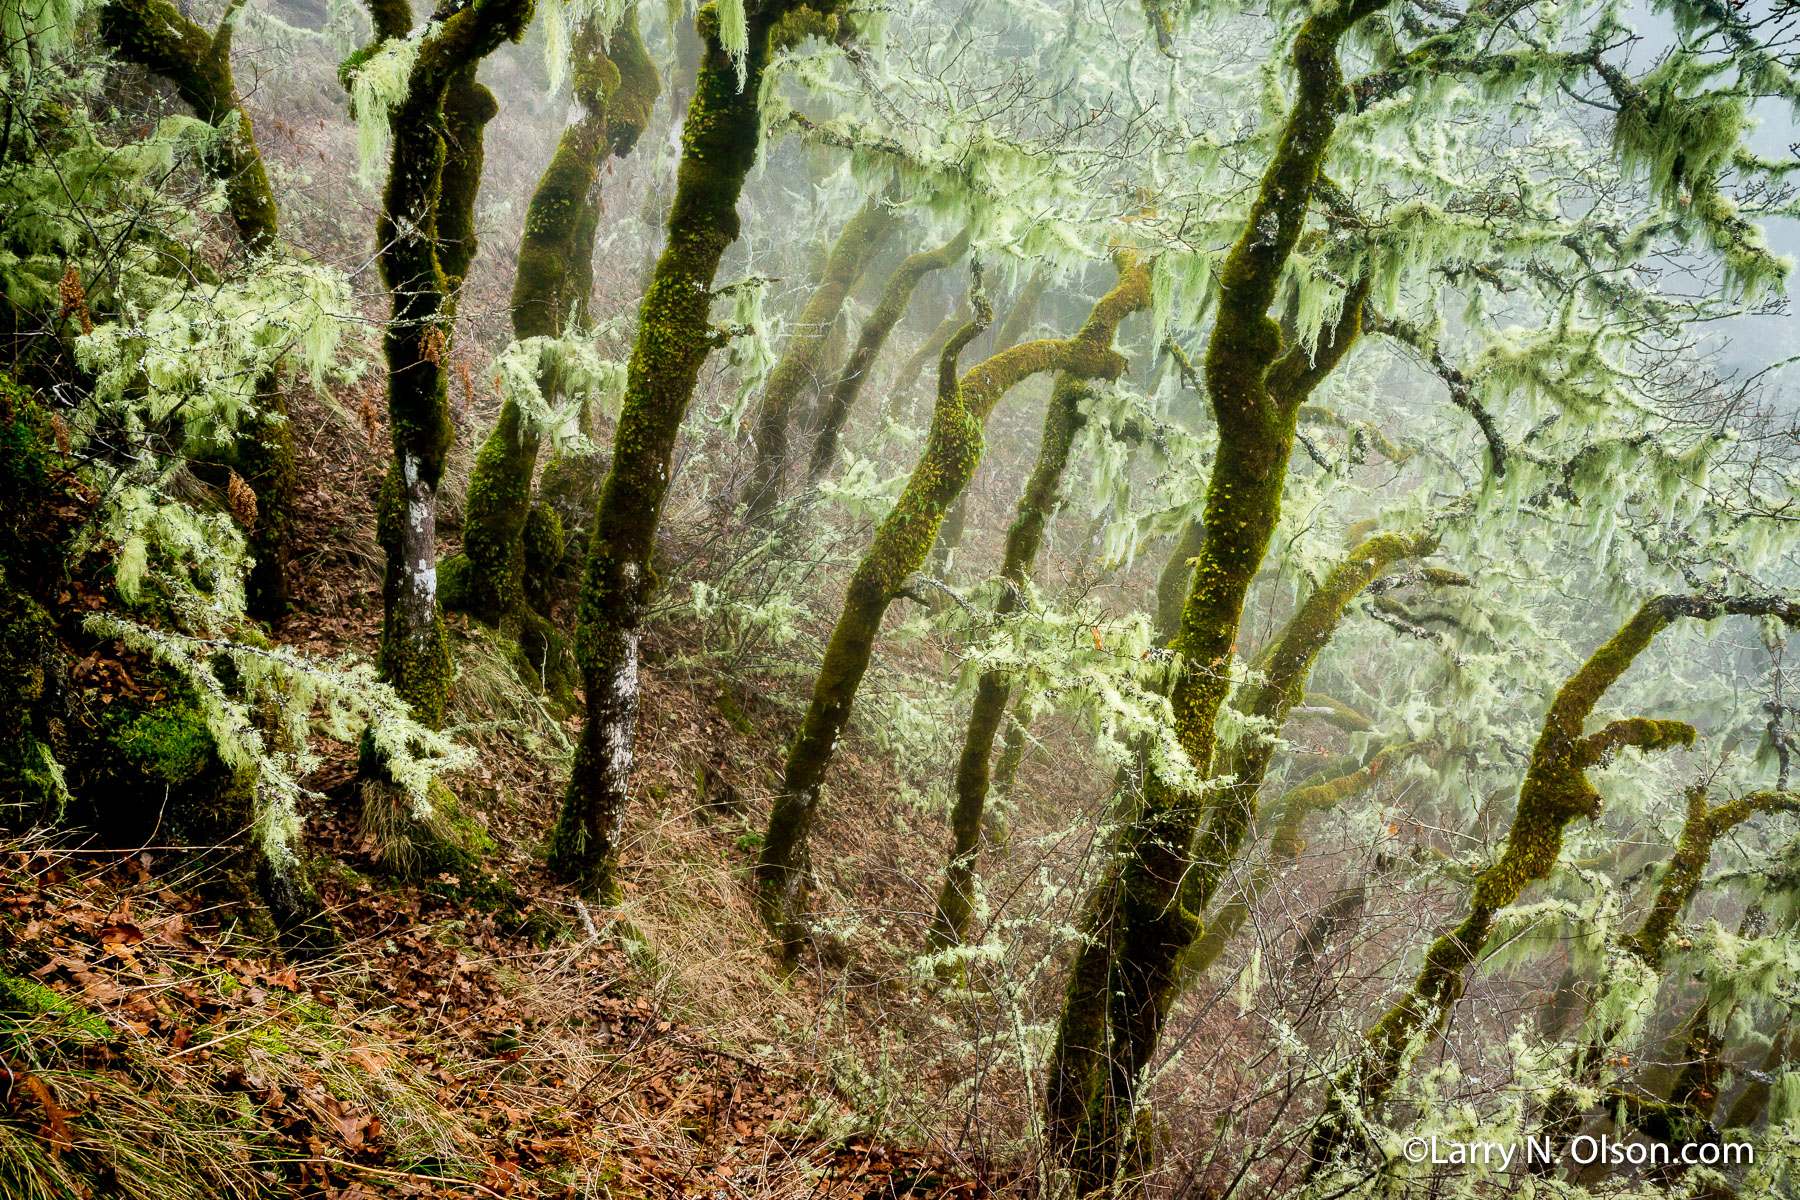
[0,378,1027,1200]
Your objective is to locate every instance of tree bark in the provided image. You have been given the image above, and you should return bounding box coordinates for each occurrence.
[756,267,1146,949]
[453,10,657,628]
[1040,9,1397,1184]
[365,0,534,729]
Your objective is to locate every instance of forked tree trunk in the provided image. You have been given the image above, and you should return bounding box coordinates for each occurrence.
[1048,527,1429,1183]
[454,11,658,627]
[756,271,1144,949]
[364,0,533,730]
[742,197,901,520]
[807,229,968,482]
[929,260,1150,948]
[1038,4,1398,1187]
[550,0,842,900]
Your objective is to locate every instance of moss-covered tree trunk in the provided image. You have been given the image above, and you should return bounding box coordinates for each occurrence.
[1307,593,1800,1170]
[1047,527,1426,1186]
[98,0,295,625]
[453,10,657,630]
[1038,8,1396,1184]
[928,261,1150,949]
[742,197,900,520]
[365,0,533,732]
[755,276,1140,949]
[549,0,845,900]
[806,229,968,482]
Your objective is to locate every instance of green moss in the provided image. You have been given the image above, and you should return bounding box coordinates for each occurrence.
[438,66,499,295]
[454,402,534,625]
[110,699,216,787]
[457,9,656,685]
[0,972,111,1045]
[364,0,534,734]
[1045,1,1389,1179]
[1308,596,1800,1171]
[757,280,997,946]
[762,264,1151,949]
[438,551,474,613]
[99,0,278,253]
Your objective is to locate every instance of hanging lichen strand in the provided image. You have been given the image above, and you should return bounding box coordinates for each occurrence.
[97,0,294,624]
[1307,592,1800,1173]
[549,1,849,901]
[742,197,901,520]
[365,0,534,732]
[929,258,1150,949]
[1038,2,1393,1188]
[806,228,968,483]
[754,260,1156,949]
[450,10,658,638]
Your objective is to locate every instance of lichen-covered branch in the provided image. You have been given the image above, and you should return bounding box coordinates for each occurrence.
[1309,592,1800,1169]
[922,270,1051,582]
[1539,787,1799,1160]
[807,228,967,482]
[99,0,277,253]
[1051,531,1433,1183]
[99,0,294,623]
[552,1,848,900]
